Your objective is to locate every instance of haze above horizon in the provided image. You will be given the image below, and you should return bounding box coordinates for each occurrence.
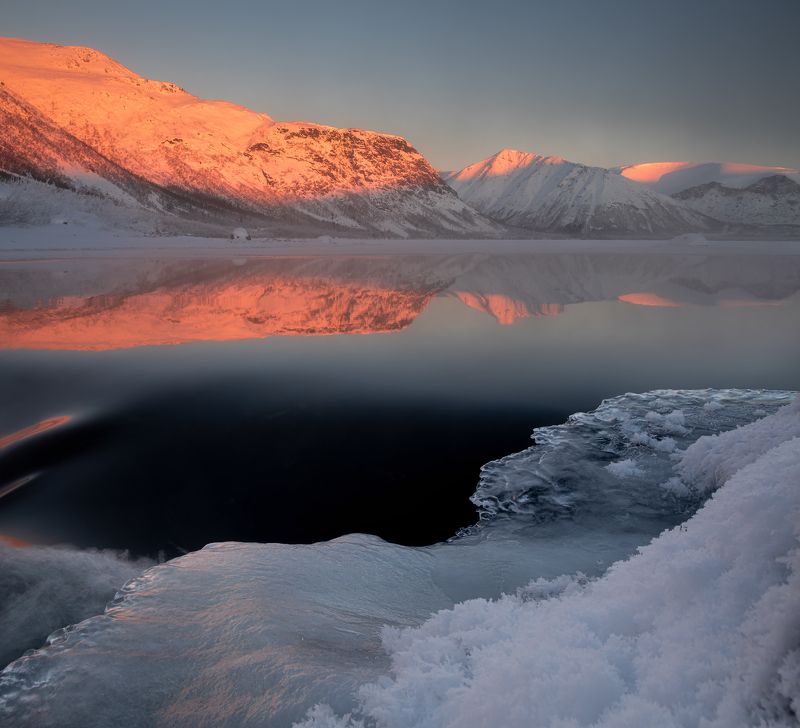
[3,0,799,171]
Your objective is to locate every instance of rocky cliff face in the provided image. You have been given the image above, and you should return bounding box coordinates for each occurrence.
[0,37,496,237]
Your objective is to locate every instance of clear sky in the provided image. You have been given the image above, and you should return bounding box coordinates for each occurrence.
[4,0,799,171]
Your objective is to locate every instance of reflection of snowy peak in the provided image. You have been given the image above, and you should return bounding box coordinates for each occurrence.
[617,161,800,195]
[2,251,799,349]
[444,149,712,236]
[672,175,800,227]
[0,37,496,237]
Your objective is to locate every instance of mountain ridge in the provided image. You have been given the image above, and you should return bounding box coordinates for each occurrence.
[0,36,497,238]
[444,149,715,236]
[672,174,800,227]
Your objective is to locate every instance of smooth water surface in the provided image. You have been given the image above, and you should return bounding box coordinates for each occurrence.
[1,245,798,555]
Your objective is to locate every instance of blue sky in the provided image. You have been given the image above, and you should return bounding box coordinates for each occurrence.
[4,0,799,170]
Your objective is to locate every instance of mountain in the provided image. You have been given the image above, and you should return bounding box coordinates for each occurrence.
[617,161,800,195]
[0,83,252,230]
[672,175,800,227]
[443,149,713,236]
[0,37,496,238]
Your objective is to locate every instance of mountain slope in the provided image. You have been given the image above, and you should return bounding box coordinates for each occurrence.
[617,161,800,195]
[444,149,713,236]
[0,37,496,237]
[0,83,252,225]
[673,175,800,227]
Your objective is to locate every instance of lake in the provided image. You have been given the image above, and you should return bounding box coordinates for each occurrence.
[1,242,798,557]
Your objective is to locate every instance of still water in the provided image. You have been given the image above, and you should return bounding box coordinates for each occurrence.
[1,247,798,556]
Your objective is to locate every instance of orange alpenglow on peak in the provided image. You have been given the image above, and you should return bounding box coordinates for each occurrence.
[620,161,800,185]
[618,162,693,185]
[617,160,800,195]
[0,36,496,236]
[452,149,568,180]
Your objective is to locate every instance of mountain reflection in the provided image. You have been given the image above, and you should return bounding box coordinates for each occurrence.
[0,252,798,350]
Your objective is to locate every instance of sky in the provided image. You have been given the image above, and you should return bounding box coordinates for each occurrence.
[3,0,799,171]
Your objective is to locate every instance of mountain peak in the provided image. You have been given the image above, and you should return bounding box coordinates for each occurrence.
[489,148,567,170]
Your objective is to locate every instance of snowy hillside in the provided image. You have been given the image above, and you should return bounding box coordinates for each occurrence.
[617,161,800,195]
[0,37,497,238]
[673,175,800,227]
[444,149,713,236]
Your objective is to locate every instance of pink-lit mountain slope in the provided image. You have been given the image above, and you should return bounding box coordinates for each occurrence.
[0,37,496,237]
[0,83,246,228]
[444,149,713,236]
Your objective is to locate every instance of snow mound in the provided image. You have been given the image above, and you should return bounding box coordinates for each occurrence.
[301,398,800,728]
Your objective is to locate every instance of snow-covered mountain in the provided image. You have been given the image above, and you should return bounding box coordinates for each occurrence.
[672,175,800,227]
[0,37,496,237]
[443,149,713,236]
[0,83,247,229]
[617,161,800,196]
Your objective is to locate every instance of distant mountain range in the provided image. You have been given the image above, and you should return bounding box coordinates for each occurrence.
[444,150,800,236]
[442,150,714,236]
[673,175,800,227]
[0,37,797,239]
[616,161,800,195]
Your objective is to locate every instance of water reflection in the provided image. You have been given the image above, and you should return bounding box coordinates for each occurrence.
[1,251,799,350]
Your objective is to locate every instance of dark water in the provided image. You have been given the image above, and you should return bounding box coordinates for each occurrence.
[1,247,799,557]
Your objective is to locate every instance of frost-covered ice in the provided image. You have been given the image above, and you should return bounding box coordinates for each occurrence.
[0,545,151,667]
[301,395,800,728]
[0,390,797,727]
[471,389,788,525]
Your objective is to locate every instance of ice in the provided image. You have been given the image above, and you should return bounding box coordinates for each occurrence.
[0,545,151,667]
[300,400,800,728]
[605,458,643,478]
[470,389,789,524]
[0,390,796,727]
